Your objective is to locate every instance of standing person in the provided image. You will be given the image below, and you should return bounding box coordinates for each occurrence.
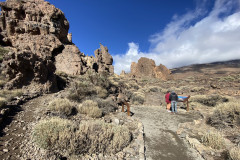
[169,91,178,114]
[165,90,171,112]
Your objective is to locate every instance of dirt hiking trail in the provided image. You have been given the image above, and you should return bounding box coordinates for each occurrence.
[131,105,204,160]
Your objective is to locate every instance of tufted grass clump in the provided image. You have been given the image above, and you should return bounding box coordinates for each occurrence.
[207,100,240,128]
[33,117,75,151]
[201,131,225,150]
[228,147,240,160]
[78,100,102,118]
[47,98,74,116]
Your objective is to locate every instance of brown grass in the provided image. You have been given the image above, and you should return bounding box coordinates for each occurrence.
[78,100,102,118]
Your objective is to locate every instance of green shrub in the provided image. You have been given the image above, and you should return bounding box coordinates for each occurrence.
[207,100,240,128]
[201,131,225,150]
[228,147,240,160]
[78,100,102,118]
[47,98,74,116]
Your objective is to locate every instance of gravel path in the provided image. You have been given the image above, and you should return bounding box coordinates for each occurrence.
[131,105,204,160]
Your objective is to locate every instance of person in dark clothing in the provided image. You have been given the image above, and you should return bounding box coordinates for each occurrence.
[169,91,178,113]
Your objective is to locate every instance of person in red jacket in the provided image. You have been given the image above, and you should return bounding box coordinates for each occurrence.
[165,90,171,112]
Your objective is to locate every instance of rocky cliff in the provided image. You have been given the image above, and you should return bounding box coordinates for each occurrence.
[0,0,114,93]
[130,57,171,80]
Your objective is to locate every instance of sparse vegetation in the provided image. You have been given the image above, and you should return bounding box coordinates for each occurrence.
[228,147,240,160]
[201,131,225,150]
[47,98,74,116]
[207,100,240,128]
[78,100,102,118]
[190,95,229,107]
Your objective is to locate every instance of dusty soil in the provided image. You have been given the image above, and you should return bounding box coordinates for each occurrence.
[131,105,204,160]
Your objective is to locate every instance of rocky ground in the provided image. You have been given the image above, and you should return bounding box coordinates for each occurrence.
[131,105,203,160]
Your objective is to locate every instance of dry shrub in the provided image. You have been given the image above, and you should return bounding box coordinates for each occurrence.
[190,95,229,107]
[207,100,240,128]
[0,46,8,62]
[149,86,162,92]
[190,87,205,92]
[229,147,240,160]
[95,86,108,98]
[96,98,118,115]
[78,100,102,118]
[0,97,7,108]
[201,131,225,150]
[68,80,96,102]
[131,92,145,105]
[33,117,75,151]
[33,118,132,156]
[74,121,131,154]
[0,89,22,101]
[0,80,6,88]
[48,98,74,116]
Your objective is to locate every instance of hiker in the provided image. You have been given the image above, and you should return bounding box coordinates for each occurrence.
[169,91,178,114]
[165,90,171,112]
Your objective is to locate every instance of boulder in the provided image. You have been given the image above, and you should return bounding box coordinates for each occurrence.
[130,57,171,80]
[0,0,114,93]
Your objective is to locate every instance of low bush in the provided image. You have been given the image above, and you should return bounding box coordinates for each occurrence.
[0,89,22,101]
[33,118,132,156]
[67,81,96,102]
[228,147,240,160]
[33,117,75,151]
[78,100,102,118]
[190,95,229,107]
[95,86,108,99]
[47,98,74,116]
[96,98,118,115]
[0,97,7,108]
[201,131,225,150]
[207,100,240,128]
[131,92,145,105]
[74,121,131,154]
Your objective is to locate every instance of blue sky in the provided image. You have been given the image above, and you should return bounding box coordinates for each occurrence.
[48,0,240,74]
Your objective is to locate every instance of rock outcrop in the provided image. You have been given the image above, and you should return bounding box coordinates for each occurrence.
[130,57,171,80]
[0,0,114,93]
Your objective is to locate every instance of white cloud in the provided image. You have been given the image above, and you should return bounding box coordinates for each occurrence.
[113,0,240,75]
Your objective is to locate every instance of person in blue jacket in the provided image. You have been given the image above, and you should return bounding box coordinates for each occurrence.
[169,91,178,114]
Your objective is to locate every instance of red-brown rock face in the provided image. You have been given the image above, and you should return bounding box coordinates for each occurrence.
[0,0,114,93]
[130,57,171,80]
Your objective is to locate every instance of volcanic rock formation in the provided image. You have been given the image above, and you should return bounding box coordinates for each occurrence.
[0,0,114,92]
[130,57,171,80]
